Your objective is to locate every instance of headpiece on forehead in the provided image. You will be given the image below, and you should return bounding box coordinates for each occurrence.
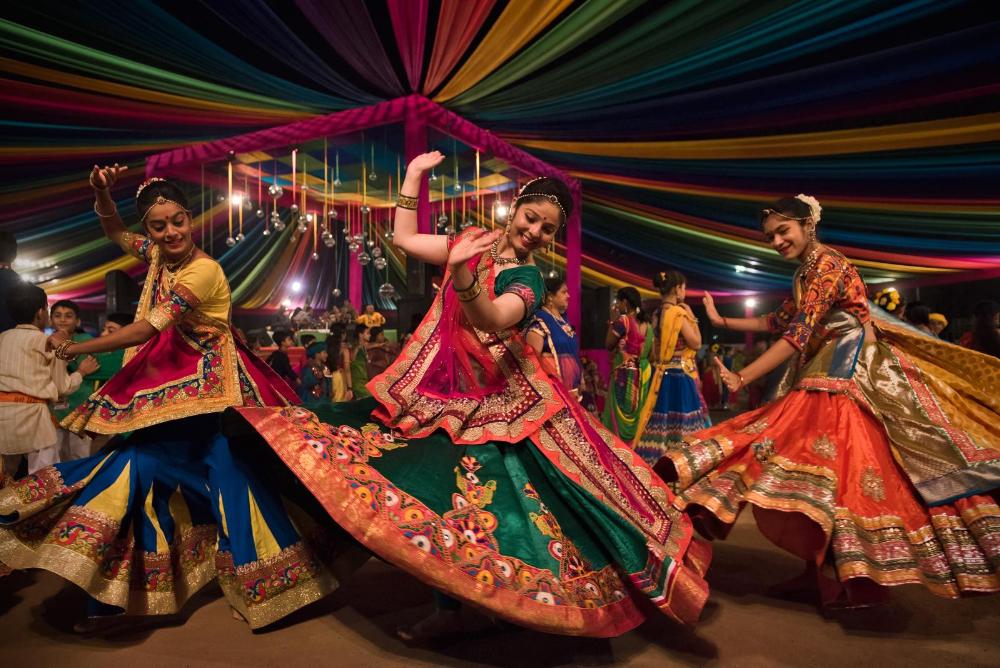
[760,194,822,225]
[136,177,191,223]
[511,177,568,221]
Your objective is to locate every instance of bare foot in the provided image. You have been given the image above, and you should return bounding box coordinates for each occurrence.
[396,609,463,644]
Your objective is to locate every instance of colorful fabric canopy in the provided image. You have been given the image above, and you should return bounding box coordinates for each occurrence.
[0,1,996,308]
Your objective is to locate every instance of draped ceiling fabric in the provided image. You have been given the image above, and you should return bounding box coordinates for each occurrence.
[0,1,997,311]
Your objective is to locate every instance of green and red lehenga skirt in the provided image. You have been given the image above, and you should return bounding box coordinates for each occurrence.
[657,325,1000,599]
[232,396,711,637]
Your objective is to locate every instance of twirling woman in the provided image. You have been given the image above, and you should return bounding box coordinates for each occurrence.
[0,166,349,631]
[228,152,710,639]
[660,195,1000,606]
[633,270,710,466]
[602,287,653,443]
[525,276,583,398]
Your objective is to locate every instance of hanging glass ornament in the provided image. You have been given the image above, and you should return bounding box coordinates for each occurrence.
[429,168,438,182]
[358,251,371,266]
[373,256,387,271]
[216,194,226,203]
[360,205,370,216]
[225,236,236,247]
[311,252,319,261]
[368,171,377,182]
[547,269,560,279]
[255,209,264,218]
[353,233,365,244]
[371,246,382,258]
[323,235,336,248]
[366,239,375,249]
[262,228,270,237]
[273,217,286,232]
[378,282,395,299]
[333,178,342,188]
[384,230,394,240]
[445,225,455,235]
[332,287,341,298]
[348,240,360,253]
[453,183,462,192]
[267,184,283,198]
[235,232,245,243]
[243,198,254,211]
[297,221,308,234]
[462,219,474,230]
[328,209,338,221]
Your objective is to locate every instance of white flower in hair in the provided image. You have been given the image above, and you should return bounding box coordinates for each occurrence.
[794,194,822,222]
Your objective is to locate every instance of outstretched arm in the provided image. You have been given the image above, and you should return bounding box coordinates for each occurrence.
[392,152,449,265]
[702,292,770,332]
[90,164,129,247]
[49,320,157,357]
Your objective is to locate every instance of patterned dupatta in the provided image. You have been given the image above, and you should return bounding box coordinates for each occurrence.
[369,246,563,445]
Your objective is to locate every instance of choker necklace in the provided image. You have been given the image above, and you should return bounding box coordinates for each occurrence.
[165,245,196,273]
[490,237,527,266]
[799,243,823,275]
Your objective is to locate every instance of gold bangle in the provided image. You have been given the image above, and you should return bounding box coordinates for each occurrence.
[94,200,117,218]
[456,282,482,302]
[452,275,476,292]
[396,194,419,210]
[55,340,77,362]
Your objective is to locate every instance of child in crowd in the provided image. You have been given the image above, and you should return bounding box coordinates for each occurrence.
[49,299,97,461]
[0,284,98,478]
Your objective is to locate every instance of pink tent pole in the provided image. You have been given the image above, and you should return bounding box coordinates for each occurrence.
[566,183,582,329]
[404,98,431,235]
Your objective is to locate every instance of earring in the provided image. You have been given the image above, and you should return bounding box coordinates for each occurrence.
[808,227,817,243]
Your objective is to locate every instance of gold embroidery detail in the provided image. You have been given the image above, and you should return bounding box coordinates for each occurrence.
[861,466,886,502]
[811,434,837,460]
[741,418,769,435]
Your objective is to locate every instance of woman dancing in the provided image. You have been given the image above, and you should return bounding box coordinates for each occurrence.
[659,194,1000,606]
[633,270,710,466]
[602,287,653,443]
[228,153,710,639]
[0,166,350,631]
[525,276,583,399]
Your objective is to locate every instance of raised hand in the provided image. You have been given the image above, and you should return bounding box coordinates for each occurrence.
[406,151,445,176]
[702,292,724,327]
[714,356,742,392]
[89,163,128,191]
[448,227,500,269]
[77,355,101,376]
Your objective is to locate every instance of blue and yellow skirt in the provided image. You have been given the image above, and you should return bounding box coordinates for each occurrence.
[635,369,711,466]
[0,414,359,628]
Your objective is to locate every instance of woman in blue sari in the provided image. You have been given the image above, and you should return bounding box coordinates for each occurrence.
[525,277,582,398]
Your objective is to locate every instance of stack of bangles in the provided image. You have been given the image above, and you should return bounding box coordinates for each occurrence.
[396,193,418,210]
[54,339,76,362]
[453,276,481,302]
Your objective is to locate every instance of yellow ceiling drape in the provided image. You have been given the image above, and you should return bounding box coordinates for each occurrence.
[509,113,1000,159]
[433,0,572,103]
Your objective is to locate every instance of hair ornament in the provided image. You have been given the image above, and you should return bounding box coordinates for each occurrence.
[512,177,567,221]
[136,177,166,198]
[794,194,822,223]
